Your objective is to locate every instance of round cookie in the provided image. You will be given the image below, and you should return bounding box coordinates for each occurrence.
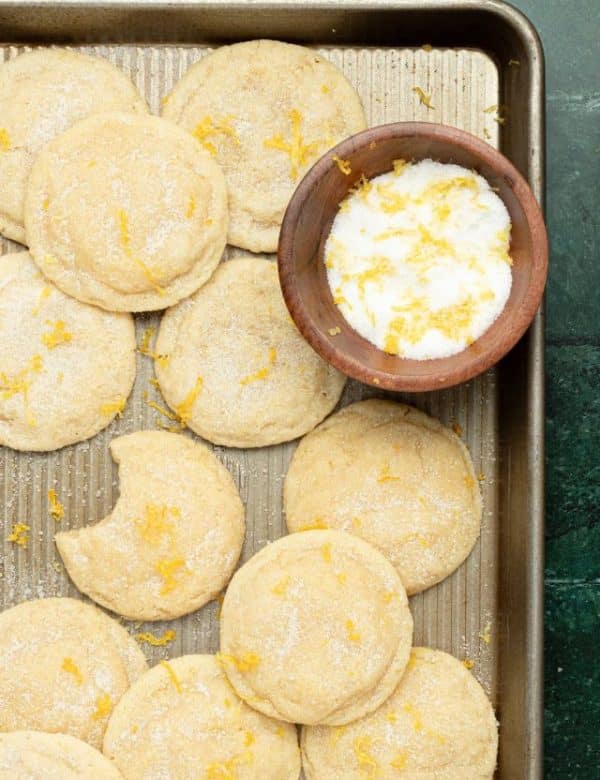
[25,112,228,312]
[301,647,498,779]
[0,251,136,451]
[285,399,482,595]
[162,39,367,252]
[155,256,346,448]
[0,598,148,749]
[56,431,245,621]
[219,530,413,726]
[0,731,123,779]
[0,48,147,244]
[103,654,300,780]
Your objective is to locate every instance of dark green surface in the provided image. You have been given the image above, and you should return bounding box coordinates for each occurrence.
[510,1,600,777]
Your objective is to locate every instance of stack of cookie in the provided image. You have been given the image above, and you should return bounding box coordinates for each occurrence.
[0,41,497,778]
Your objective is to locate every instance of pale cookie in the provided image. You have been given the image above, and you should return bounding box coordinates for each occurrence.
[0,251,136,451]
[25,112,228,312]
[0,598,148,749]
[219,530,413,726]
[301,647,498,779]
[0,48,147,244]
[56,431,245,621]
[0,731,123,779]
[285,399,482,595]
[162,39,367,252]
[103,654,300,780]
[155,256,346,448]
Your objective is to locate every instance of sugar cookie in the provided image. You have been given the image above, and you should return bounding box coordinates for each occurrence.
[0,731,123,779]
[0,48,147,244]
[0,598,148,749]
[25,112,228,312]
[103,654,300,780]
[56,431,245,621]
[285,399,481,594]
[301,647,498,779]
[155,256,345,448]
[219,530,413,725]
[0,251,136,451]
[162,40,367,252]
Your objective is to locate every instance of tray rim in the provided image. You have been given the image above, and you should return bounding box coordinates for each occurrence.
[0,1,545,777]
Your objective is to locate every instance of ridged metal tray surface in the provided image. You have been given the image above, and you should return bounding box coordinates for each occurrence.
[0,2,545,778]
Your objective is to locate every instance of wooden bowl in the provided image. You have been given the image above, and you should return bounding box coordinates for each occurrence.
[278,122,548,391]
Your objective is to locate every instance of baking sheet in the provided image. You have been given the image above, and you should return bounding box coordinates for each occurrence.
[0,3,545,777]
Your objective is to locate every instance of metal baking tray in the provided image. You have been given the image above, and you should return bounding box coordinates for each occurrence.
[0,2,544,777]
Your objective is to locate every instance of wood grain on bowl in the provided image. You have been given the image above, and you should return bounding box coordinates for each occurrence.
[278,122,548,391]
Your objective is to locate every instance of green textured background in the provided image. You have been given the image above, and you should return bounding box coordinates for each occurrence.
[511,1,600,776]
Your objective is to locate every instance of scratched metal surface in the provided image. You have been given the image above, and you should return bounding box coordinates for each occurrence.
[0,6,543,774]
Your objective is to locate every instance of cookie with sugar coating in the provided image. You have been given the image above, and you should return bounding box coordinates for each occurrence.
[155,255,346,448]
[0,251,136,452]
[285,399,482,595]
[25,112,228,312]
[0,731,123,779]
[301,647,498,779]
[219,530,413,726]
[162,39,367,252]
[103,654,300,780]
[0,48,147,244]
[0,597,148,749]
[56,430,245,621]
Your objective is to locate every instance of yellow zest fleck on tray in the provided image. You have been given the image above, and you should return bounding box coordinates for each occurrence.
[244,731,255,747]
[160,660,182,693]
[137,326,169,367]
[331,725,346,745]
[47,489,64,522]
[382,590,396,604]
[320,543,332,563]
[462,658,475,670]
[328,326,341,336]
[386,710,397,723]
[337,572,347,584]
[216,652,261,673]
[32,286,52,316]
[41,320,72,350]
[264,108,320,180]
[155,557,186,595]
[100,397,126,418]
[354,736,378,779]
[451,420,463,436]
[193,115,240,156]
[271,575,291,597]
[479,621,492,645]
[62,656,83,685]
[92,693,112,720]
[186,194,196,219]
[478,472,486,482]
[345,619,361,643]
[412,86,435,109]
[136,629,176,647]
[0,128,10,150]
[332,154,352,175]
[321,84,330,94]
[7,523,29,548]
[240,348,276,386]
[421,43,433,52]
[275,725,285,738]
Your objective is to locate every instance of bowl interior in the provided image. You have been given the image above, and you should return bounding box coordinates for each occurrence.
[278,123,547,391]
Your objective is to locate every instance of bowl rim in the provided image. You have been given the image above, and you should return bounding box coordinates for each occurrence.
[277,121,548,392]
